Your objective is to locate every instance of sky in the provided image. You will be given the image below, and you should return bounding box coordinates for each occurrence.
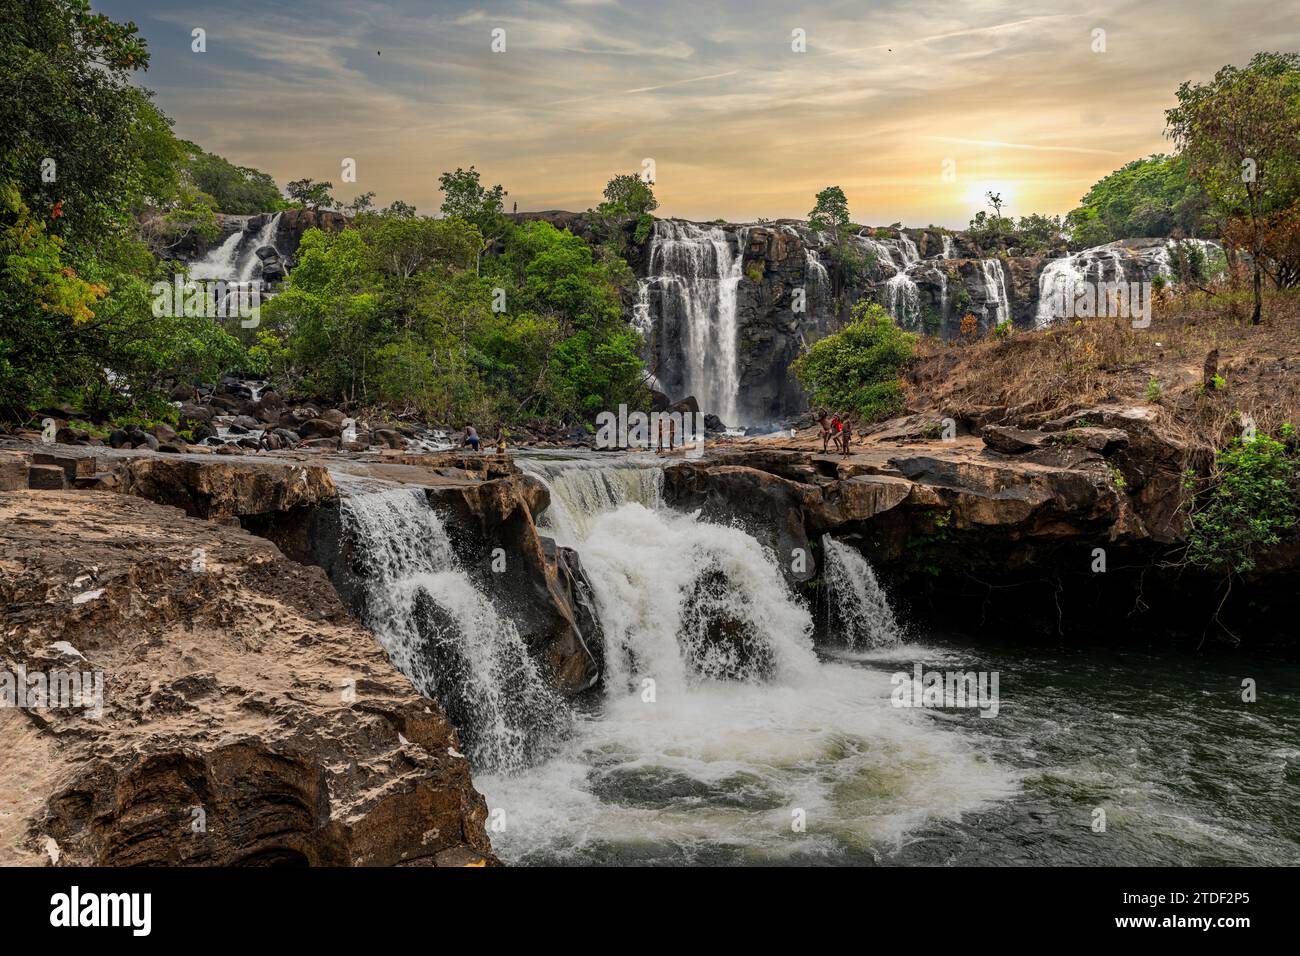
[100,0,1300,228]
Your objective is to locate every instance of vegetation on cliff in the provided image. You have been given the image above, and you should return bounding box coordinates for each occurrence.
[791,301,915,423]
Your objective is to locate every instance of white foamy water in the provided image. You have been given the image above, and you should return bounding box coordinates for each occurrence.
[823,535,903,649]
[477,458,1016,864]
[341,486,568,772]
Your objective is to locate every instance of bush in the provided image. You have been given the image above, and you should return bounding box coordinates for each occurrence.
[791,301,915,422]
[1186,426,1300,574]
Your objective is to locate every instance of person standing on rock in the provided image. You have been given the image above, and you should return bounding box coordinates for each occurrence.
[840,416,854,457]
[463,424,481,452]
[818,411,833,453]
[494,422,507,456]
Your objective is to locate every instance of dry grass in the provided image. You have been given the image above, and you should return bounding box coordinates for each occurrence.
[906,288,1300,457]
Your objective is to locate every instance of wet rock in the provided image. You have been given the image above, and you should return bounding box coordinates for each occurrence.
[300,418,343,440]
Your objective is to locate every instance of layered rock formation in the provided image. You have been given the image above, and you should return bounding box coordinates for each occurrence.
[0,490,496,866]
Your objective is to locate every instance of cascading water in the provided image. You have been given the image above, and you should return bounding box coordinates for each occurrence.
[474,456,1015,864]
[340,485,569,772]
[189,212,282,284]
[822,535,902,649]
[640,220,745,425]
[981,258,1011,326]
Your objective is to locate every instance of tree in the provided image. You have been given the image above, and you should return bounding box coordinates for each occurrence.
[790,300,916,423]
[808,186,862,300]
[285,178,336,211]
[180,142,281,214]
[1166,52,1300,323]
[438,166,507,238]
[344,191,376,216]
[1065,155,1211,247]
[589,173,659,250]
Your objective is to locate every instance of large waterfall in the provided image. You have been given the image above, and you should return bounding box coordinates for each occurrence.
[639,221,746,425]
[470,456,1013,864]
[340,486,569,772]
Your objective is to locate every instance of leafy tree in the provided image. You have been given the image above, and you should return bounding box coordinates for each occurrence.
[791,300,916,423]
[1065,155,1211,247]
[438,166,507,241]
[808,186,866,299]
[0,0,155,252]
[1166,52,1300,322]
[180,142,282,214]
[589,172,658,250]
[285,178,336,211]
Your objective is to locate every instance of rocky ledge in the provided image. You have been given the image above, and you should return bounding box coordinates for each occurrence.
[666,403,1296,643]
[0,490,496,866]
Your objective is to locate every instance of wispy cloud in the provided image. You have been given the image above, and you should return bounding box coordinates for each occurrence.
[101,0,1299,226]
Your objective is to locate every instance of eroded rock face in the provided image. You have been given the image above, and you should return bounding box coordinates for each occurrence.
[0,491,496,867]
[122,457,337,523]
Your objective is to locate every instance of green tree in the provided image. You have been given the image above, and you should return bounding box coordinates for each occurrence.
[439,166,507,241]
[791,300,916,423]
[1065,155,1211,247]
[1166,52,1300,323]
[285,178,336,211]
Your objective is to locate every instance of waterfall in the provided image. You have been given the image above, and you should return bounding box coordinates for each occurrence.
[520,458,818,696]
[632,279,653,336]
[238,211,283,283]
[822,535,902,649]
[941,235,956,259]
[886,273,922,328]
[641,220,745,425]
[189,225,247,281]
[981,258,1010,326]
[1035,254,1087,328]
[340,486,569,772]
[804,249,830,304]
[478,456,1014,864]
[188,212,282,287]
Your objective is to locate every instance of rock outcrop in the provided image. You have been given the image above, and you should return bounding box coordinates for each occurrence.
[0,491,496,867]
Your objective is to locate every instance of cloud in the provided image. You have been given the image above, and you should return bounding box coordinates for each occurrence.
[114,0,1300,226]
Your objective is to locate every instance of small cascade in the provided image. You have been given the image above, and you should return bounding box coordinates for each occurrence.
[189,225,247,281]
[886,272,922,328]
[340,486,568,772]
[238,211,283,283]
[631,279,653,336]
[822,535,902,649]
[804,249,830,302]
[1035,254,1088,328]
[980,258,1011,326]
[941,234,956,259]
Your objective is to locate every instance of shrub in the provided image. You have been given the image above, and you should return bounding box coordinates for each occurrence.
[1186,426,1300,574]
[791,301,915,423]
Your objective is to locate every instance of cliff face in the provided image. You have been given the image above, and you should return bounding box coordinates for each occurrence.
[618,216,1218,426]
[0,489,496,866]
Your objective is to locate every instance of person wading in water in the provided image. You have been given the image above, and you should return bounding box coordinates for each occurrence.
[494,422,507,456]
[463,423,481,452]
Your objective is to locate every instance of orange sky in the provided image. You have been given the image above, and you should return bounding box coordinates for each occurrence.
[107,0,1300,227]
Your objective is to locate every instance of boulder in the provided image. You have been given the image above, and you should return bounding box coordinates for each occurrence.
[300,418,343,439]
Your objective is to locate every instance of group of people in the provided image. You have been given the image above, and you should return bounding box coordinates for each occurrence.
[462,423,507,455]
[817,411,855,457]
